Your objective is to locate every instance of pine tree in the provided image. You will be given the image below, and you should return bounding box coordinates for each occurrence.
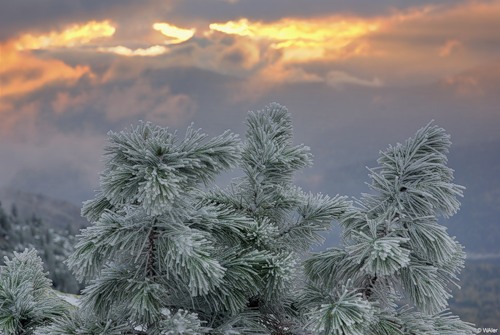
[0,249,68,335]
[202,104,350,333]
[0,204,80,294]
[301,123,477,334]
[54,121,273,333]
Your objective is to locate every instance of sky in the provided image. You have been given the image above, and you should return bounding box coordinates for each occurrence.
[0,0,499,204]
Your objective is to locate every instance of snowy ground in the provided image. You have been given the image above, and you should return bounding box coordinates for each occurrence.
[56,291,80,306]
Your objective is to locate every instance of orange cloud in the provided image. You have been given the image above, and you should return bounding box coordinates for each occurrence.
[153,22,195,45]
[14,20,116,50]
[96,22,194,57]
[0,20,117,99]
[209,17,379,62]
[205,2,500,89]
[439,39,462,57]
[98,45,169,57]
[48,80,197,126]
[0,42,90,98]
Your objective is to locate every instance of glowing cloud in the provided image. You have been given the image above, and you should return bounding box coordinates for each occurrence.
[0,21,111,98]
[99,45,169,57]
[14,20,116,50]
[209,17,379,62]
[209,19,254,37]
[0,42,89,98]
[153,22,195,44]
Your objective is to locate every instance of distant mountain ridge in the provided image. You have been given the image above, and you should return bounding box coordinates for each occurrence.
[0,187,87,232]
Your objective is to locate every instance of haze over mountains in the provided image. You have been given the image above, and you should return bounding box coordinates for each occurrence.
[0,187,87,233]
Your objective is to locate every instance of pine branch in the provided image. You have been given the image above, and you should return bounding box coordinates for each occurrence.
[146,225,158,279]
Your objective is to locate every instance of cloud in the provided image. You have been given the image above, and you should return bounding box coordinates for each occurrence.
[0,130,106,203]
[96,21,195,57]
[199,3,500,90]
[267,65,324,84]
[442,74,483,97]
[152,22,195,44]
[208,16,379,62]
[439,60,500,99]
[14,20,116,50]
[326,71,383,89]
[0,20,117,99]
[0,42,90,98]
[0,100,39,139]
[46,79,197,127]
[98,45,170,57]
[355,2,500,84]
[439,39,462,57]
[100,80,197,126]
[0,0,499,208]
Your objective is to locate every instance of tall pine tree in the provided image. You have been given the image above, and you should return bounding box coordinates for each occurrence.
[202,104,349,333]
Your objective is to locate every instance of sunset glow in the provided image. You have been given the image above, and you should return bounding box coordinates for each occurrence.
[209,17,379,61]
[14,20,116,50]
[0,21,112,98]
[98,45,169,57]
[152,22,195,44]
[0,42,89,98]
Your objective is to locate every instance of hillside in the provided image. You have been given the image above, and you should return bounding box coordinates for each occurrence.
[0,187,87,233]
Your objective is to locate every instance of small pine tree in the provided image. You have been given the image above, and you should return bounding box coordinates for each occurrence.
[0,249,68,335]
[0,206,80,294]
[302,123,477,334]
[62,121,272,333]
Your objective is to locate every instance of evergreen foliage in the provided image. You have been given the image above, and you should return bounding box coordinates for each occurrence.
[0,249,68,334]
[0,103,477,334]
[302,122,477,334]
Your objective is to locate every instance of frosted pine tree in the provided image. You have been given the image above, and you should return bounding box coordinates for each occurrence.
[54,122,249,333]
[203,103,350,333]
[0,249,68,334]
[302,123,477,334]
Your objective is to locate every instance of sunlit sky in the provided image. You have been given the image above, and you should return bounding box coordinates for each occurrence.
[1,0,499,203]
